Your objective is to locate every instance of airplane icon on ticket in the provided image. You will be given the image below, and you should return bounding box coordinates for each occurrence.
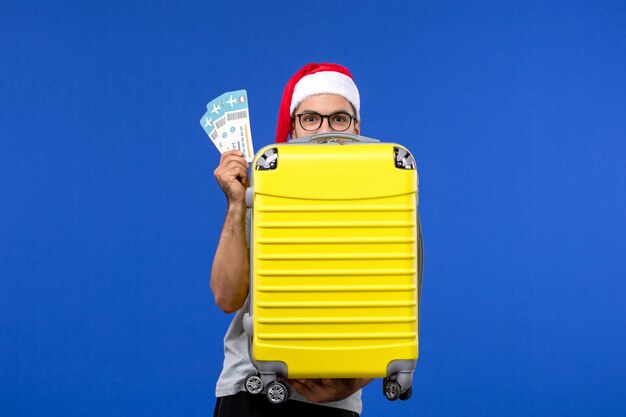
[226,95,237,107]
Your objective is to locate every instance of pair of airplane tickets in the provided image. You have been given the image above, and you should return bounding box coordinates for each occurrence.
[200,89,255,163]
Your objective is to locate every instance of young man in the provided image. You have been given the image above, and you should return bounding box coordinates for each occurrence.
[211,63,370,417]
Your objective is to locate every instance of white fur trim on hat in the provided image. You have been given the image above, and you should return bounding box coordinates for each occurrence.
[290,71,360,119]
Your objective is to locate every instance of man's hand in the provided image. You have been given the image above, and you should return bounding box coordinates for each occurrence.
[283,378,372,403]
[213,150,249,206]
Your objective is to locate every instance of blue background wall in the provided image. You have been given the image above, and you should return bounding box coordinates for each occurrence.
[1,1,625,416]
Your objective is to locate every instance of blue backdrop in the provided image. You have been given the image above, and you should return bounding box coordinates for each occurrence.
[1,1,625,416]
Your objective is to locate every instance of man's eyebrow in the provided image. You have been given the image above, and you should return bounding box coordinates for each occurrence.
[299,109,351,114]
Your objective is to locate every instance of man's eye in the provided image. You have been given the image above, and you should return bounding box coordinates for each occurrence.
[303,115,318,123]
[333,114,348,123]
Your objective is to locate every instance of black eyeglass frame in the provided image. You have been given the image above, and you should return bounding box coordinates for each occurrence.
[294,111,357,132]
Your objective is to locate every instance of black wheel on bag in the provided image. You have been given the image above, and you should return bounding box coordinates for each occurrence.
[399,385,412,401]
[244,373,264,395]
[266,381,290,405]
[383,379,401,401]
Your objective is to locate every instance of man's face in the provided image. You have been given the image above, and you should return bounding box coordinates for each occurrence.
[291,94,360,139]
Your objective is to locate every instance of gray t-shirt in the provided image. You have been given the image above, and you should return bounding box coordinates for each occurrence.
[214,209,363,414]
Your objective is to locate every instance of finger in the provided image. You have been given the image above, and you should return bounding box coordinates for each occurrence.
[220,149,244,161]
[230,165,248,182]
[219,155,250,169]
[289,379,321,388]
[220,159,248,174]
[218,155,249,170]
[216,161,249,182]
[290,380,334,403]
[285,379,313,396]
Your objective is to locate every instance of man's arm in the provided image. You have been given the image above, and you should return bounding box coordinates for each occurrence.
[211,150,250,313]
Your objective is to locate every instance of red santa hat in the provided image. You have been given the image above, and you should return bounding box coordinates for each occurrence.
[275,62,360,143]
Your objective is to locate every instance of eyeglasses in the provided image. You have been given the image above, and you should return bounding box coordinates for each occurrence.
[295,112,356,132]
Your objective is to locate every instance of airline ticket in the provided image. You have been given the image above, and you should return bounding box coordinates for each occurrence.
[200,89,255,162]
